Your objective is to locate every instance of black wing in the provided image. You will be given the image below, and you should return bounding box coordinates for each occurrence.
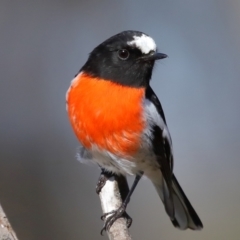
[145,86,174,218]
[146,86,203,230]
[145,86,173,170]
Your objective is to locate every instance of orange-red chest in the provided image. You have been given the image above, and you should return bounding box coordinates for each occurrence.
[66,73,146,157]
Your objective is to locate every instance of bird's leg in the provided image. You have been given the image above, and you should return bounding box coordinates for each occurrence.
[114,174,132,229]
[101,171,143,234]
[96,169,132,233]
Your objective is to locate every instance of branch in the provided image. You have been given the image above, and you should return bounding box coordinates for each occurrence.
[99,175,132,240]
[0,203,19,240]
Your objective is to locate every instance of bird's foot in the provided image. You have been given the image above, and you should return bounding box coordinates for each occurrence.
[96,170,113,194]
[100,205,132,235]
[96,174,108,194]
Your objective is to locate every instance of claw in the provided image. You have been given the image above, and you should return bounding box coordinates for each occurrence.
[100,205,132,235]
[96,174,108,194]
[101,210,115,221]
[96,170,113,194]
[124,212,132,228]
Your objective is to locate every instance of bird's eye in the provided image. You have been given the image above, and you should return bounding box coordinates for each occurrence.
[117,49,129,60]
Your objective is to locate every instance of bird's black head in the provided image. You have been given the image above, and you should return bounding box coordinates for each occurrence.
[81,30,167,88]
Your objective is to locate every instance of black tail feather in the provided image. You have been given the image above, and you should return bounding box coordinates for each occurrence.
[171,174,203,230]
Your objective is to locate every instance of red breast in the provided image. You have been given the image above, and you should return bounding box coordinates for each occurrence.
[66,72,146,157]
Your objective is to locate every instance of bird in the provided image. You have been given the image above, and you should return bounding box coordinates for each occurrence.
[66,30,203,232]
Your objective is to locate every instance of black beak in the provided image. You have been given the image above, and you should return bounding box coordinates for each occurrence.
[140,52,168,61]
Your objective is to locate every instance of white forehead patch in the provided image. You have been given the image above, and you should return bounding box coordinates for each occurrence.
[127,34,157,54]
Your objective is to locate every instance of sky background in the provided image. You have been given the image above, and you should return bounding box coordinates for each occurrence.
[1,1,240,239]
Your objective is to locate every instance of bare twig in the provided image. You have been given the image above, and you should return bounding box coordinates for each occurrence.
[99,175,132,240]
[0,204,19,240]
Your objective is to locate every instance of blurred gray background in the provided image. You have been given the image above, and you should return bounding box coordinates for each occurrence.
[1,1,240,239]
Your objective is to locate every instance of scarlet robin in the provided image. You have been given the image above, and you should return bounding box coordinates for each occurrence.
[66,30,203,232]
